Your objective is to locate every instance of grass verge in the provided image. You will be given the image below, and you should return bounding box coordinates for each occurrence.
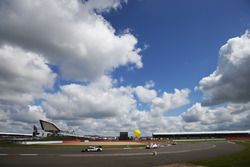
[192,140,250,167]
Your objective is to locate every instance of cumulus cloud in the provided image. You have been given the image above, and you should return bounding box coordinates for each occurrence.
[0,0,193,135]
[41,75,190,135]
[43,79,135,120]
[44,80,190,120]
[135,82,190,113]
[135,85,157,103]
[46,108,186,136]
[0,35,54,132]
[198,31,250,105]
[10,105,47,124]
[180,30,250,132]
[181,102,250,131]
[151,89,190,113]
[84,0,127,13]
[0,0,142,81]
[181,103,207,123]
[0,105,47,133]
[0,0,145,134]
[0,109,8,122]
[0,45,55,104]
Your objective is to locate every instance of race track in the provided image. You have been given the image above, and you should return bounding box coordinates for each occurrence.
[0,141,244,167]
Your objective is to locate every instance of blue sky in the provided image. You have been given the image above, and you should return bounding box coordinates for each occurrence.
[1,0,250,134]
[105,0,250,115]
[109,0,250,89]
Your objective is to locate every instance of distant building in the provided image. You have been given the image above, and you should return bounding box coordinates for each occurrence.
[32,125,39,137]
[152,131,250,139]
[119,132,129,140]
[0,132,32,141]
[39,120,61,135]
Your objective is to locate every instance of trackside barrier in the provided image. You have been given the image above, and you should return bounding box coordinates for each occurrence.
[226,136,250,140]
[20,141,63,145]
[87,140,172,143]
[63,140,81,143]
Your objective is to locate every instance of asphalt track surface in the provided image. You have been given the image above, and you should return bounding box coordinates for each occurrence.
[0,141,244,167]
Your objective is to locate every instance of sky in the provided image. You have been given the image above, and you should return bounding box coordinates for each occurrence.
[0,0,250,136]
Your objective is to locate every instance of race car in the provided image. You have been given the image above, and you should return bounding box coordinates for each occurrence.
[145,143,158,149]
[82,146,103,152]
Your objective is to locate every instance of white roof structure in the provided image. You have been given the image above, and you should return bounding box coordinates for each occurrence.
[39,120,61,133]
[0,132,32,137]
[153,130,250,136]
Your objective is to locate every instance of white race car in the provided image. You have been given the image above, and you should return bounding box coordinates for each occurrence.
[145,143,158,149]
[82,146,103,152]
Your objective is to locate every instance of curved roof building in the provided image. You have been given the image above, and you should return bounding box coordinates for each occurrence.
[39,120,61,134]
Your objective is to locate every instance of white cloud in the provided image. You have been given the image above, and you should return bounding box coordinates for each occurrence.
[181,30,250,132]
[135,86,157,103]
[181,102,250,131]
[10,105,47,124]
[0,109,7,122]
[198,31,250,105]
[0,0,196,135]
[180,30,250,132]
[43,81,136,120]
[84,0,127,13]
[181,103,206,123]
[0,105,48,133]
[151,89,190,114]
[0,0,190,135]
[0,45,55,104]
[135,84,190,115]
[145,80,155,88]
[41,76,190,135]
[0,45,54,132]
[0,0,142,81]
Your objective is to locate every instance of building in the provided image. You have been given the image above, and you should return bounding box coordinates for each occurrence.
[152,131,250,139]
[39,120,61,135]
[0,132,32,141]
[119,132,129,140]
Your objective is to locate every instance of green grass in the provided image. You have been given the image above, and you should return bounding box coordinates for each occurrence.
[192,141,250,167]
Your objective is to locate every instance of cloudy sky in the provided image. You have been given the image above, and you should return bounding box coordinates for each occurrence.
[0,0,250,136]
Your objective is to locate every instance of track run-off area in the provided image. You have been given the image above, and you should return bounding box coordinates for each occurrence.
[0,141,244,167]
[0,142,216,157]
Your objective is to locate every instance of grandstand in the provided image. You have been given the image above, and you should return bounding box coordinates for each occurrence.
[152,131,250,139]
